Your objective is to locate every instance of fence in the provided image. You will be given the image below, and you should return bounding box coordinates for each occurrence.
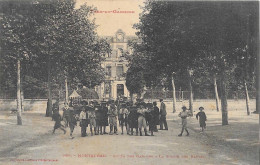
[143,89,256,100]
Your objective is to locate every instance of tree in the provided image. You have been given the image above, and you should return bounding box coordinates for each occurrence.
[131,1,258,125]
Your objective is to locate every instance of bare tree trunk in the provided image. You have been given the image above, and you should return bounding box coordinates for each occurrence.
[188,72,193,116]
[21,82,24,112]
[65,77,68,105]
[172,75,176,113]
[46,55,52,117]
[151,87,154,102]
[17,60,22,125]
[220,73,228,125]
[243,80,250,115]
[213,75,220,112]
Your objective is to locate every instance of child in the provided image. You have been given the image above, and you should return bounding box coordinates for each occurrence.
[88,103,97,136]
[118,103,129,135]
[178,106,192,137]
[108,103,118,135]
[196,107,207,132]
[79,107,88,137]
[137,102,150,136]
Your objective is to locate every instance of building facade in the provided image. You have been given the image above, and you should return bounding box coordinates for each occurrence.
[95,29,135,100]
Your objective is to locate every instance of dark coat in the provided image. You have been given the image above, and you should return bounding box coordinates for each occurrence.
[100,106,109,126]
[151,106,160,125]
[53,113,62,129]
[128,106,138,128]
[196,111,207,127]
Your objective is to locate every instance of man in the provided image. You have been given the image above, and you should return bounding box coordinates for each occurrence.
[108,102,118,135]
[178,106,192,136]
[88,102,97,136]
[100,101,109,134]
[95,103,103,135]
[118,103,129,135]
[159,99,168,130]
[79,107,88,137]
[137,102,150,136]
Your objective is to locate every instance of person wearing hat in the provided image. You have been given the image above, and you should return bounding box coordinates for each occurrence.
[52,98,60,120]
[178,106,192,136]
[150,102,160,135]
[79,106,88,137]
[107,103,118,135]
[68,105,77,139]
[128,105,139,136]
[52,110,66,134]
[95,103,103,135]
[137,102,150,136]
[100,101,109,134]
[62,103,70,128]
[118,103,129,135]
[159,99,168,130]
[196,107,207,132]
[88,103,97,136]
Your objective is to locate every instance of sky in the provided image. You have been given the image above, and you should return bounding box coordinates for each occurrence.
[76,0,145,36]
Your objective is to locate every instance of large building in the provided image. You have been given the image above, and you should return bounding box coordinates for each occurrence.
[95,29,136,100]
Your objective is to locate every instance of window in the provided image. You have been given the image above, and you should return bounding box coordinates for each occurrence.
[106,53,111,58]
[117,48,122,58]
[116,65,123,77]
[106,66,111,76]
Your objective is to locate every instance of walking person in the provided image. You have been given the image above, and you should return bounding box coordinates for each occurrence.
[178,106,192,137]
[159,99,168,130]
[52,111,66,134]
[62,104,70,128]
[196,107,207,132]
[79,107,88,137]
[68,106,77,139]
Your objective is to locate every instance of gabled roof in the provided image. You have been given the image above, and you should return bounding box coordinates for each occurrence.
[69,90,82,98]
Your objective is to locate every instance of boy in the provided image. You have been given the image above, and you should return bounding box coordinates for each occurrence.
[118,103,129,135]
[178,106,192,137]
[196,107,207,132]
[79,107,88,137]
[88,103,97,136]
[137,102,150,136]
[108,103,118,135]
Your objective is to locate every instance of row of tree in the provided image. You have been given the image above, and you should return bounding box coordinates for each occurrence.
[0,0,111,124]
[125,1,259,125]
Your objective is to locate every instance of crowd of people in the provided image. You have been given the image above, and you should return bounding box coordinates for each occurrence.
[52,98,207,139]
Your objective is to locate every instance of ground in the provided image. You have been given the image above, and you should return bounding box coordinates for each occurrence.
[0,100,259,165]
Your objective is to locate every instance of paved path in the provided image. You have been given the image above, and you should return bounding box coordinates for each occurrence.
[0,111,251,165]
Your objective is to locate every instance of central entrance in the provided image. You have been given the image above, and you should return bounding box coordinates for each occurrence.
[117,84,124,97]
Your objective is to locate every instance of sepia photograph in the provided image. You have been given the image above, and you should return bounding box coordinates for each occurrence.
[0,0,259,164]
